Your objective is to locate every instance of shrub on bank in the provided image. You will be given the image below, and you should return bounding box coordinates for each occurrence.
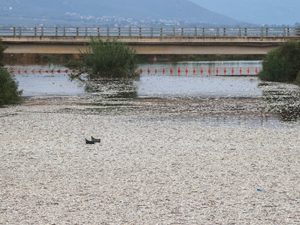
[259,40,300,84]
[0,68,23,107]
[0,39,22,107]
[80,37,138,78]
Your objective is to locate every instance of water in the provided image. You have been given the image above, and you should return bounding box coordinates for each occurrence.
[138,60,262,76]
[136,75,260,98]
[5,61,300,127]
[8,61,262,98]
[7,65,86,97]
[135,61,262,98]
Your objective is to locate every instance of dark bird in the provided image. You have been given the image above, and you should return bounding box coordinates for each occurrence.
[85,138,95,144]
[91,136,101,143]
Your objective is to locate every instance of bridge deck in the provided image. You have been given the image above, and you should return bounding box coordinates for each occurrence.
[1,26,299,55]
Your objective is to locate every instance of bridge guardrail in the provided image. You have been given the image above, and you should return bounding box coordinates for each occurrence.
[0,26,298,37]
[295,27,300,36]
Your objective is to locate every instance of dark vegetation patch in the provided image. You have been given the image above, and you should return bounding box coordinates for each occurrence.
[0,39,23,107]
[259,40,300,85]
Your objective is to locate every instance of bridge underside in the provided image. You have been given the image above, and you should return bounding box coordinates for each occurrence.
[4,43,277,55]
[2,36,297,55]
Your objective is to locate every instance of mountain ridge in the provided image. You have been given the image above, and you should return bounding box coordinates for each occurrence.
[0,0,241,26]
[190,0,300,25]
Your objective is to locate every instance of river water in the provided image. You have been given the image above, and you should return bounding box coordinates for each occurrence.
[7,61,262,98]
[5,60,300,127]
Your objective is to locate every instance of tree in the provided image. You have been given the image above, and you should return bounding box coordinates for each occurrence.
[80,37,138,78]
[0,68,23,107]
[0,39,23,107]
[259,40,300,84]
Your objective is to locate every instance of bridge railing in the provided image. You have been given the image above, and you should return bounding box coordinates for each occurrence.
[0,26,299,37]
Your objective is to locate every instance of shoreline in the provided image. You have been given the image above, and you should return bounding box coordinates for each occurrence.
[1,96,300,223]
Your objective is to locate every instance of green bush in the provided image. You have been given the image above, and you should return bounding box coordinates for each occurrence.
[80,37,138,78]
[259,40,300,83]
[0,68,23,107]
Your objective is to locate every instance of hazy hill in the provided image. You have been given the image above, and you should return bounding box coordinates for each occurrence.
[0,0,240,26]
[190,0,300,25]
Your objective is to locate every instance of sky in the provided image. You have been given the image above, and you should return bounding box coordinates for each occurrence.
[189,0,300,25]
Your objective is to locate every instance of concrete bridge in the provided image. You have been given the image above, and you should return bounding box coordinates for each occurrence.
[1,26,299,55]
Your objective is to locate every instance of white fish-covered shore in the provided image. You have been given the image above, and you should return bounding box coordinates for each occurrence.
[1,96,300,224]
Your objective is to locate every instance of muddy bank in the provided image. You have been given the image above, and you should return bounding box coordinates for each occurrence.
[14,96,288,128]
